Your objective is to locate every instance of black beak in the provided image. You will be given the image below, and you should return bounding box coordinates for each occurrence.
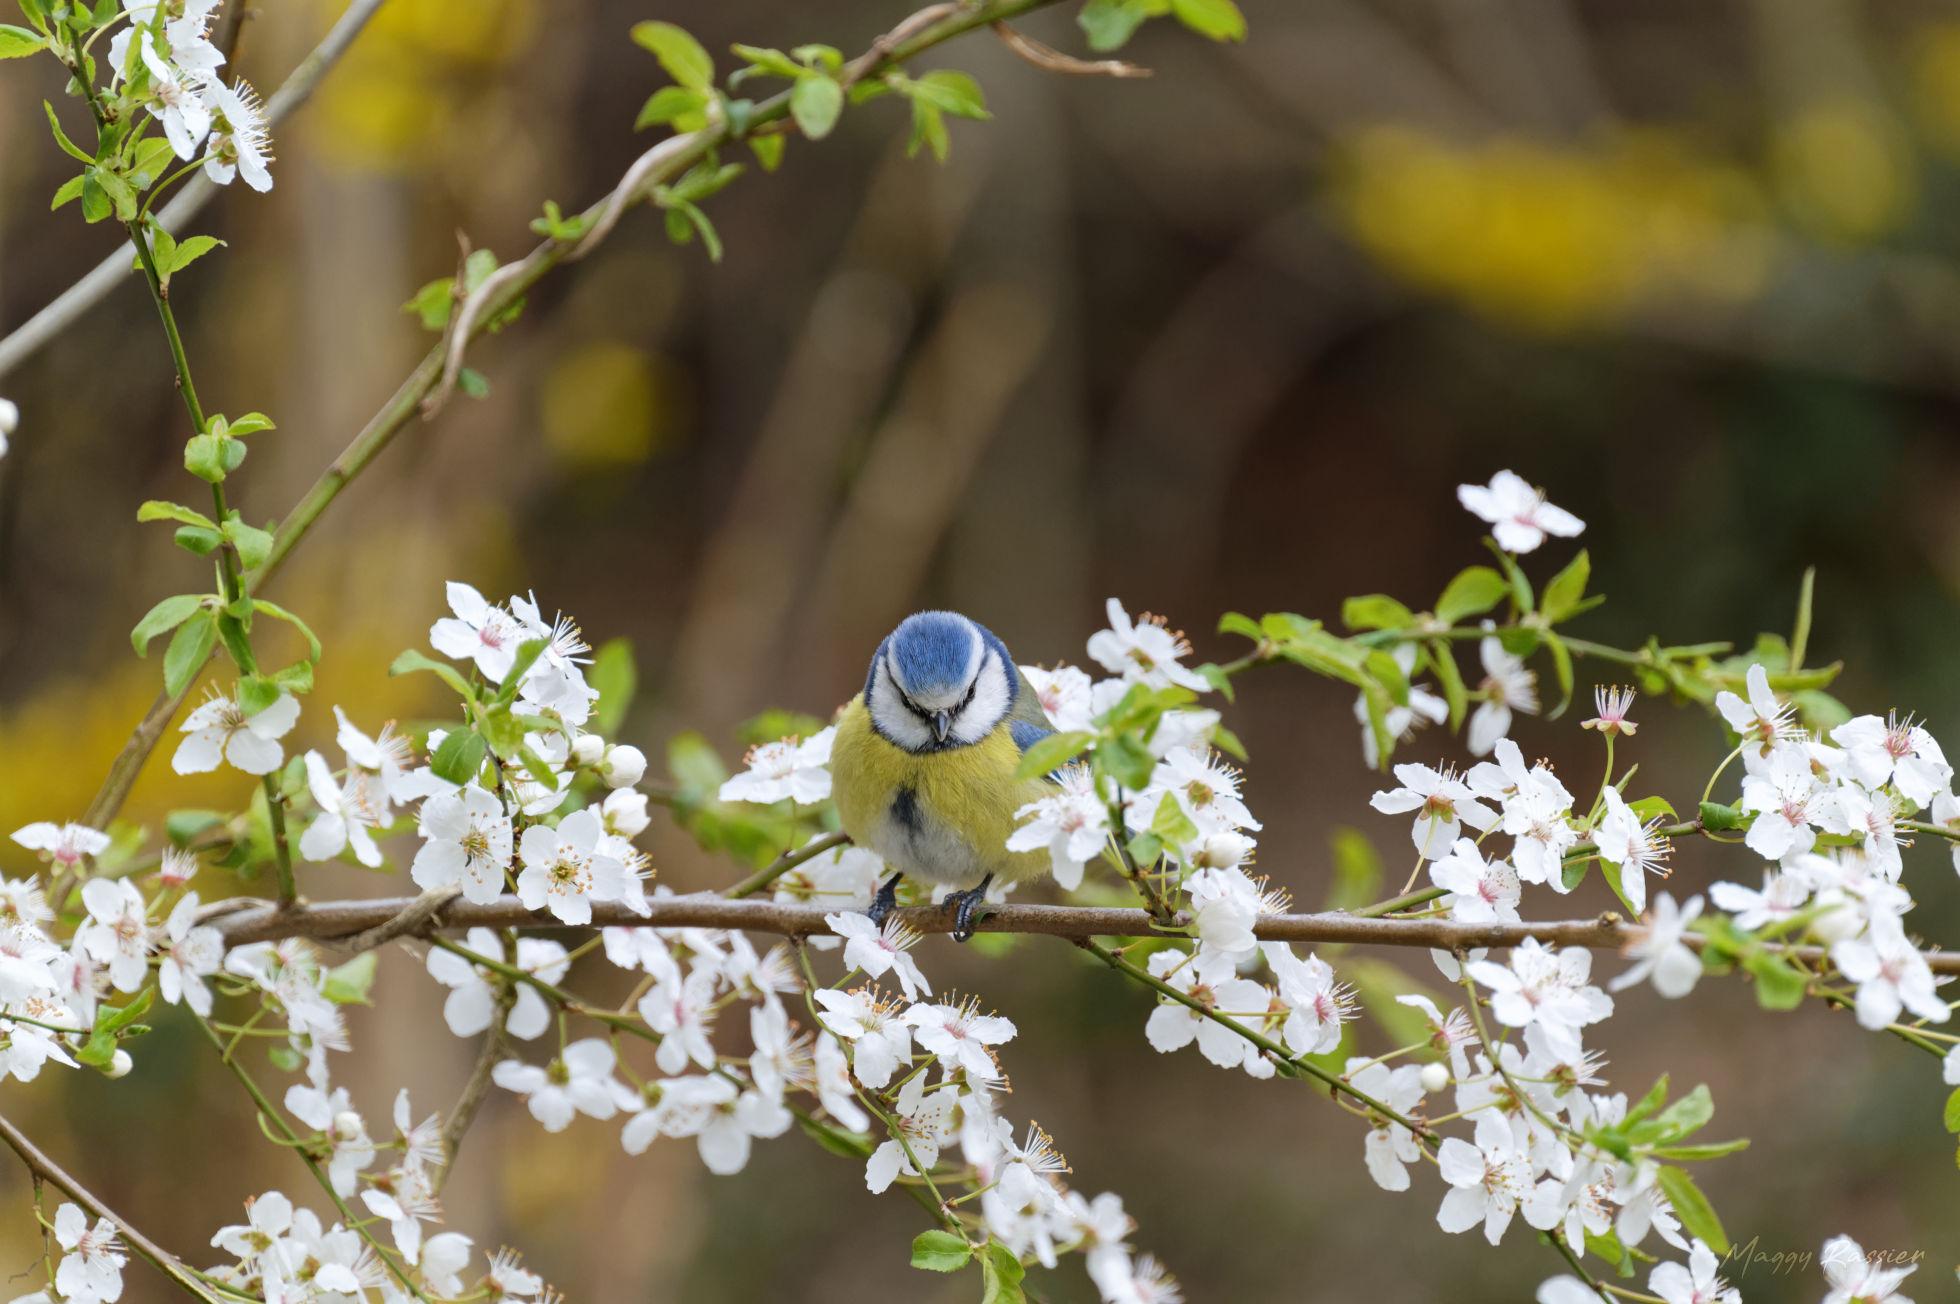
[932,709,952,742]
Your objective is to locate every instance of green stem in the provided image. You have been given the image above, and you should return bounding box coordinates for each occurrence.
[727,830,852,899]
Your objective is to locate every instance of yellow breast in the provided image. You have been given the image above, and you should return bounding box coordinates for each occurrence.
[830,696,1051,887]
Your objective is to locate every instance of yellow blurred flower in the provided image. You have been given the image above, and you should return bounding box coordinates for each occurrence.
[1771,100,1914,243]
[1331,126,1776,332]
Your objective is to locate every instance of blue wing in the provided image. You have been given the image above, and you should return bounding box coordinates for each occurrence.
[1008,718,1064,782]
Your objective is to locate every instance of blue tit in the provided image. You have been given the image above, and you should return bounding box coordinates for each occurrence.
[830,610,1059,941]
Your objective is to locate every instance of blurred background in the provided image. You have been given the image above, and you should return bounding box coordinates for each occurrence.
[3,0,1959,1298]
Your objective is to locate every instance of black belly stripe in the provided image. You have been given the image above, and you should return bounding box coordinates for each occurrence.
[890,785,921,836]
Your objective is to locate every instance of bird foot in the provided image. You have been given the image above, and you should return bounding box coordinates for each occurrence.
[865,872,903,927]
[946,876,994,943]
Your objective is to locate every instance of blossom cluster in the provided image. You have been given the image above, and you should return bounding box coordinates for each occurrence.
[107,0,275,192]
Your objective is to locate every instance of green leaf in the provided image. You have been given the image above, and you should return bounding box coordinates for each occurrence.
[1217,611,1263,641]
[1169,0,1246,40]
[749,133,785,172]
[909,69,989,119]
[237,674,279,718]
[271,659,314,695]
[1544,631,1574,718]
[1626,1074,1670,1126]
[431,729,488,786]
[1016,730,1094,780]
[1427,639,1467,730]
[222,519,273,570]
[1541,549,1591,623]
[174,526,221,556]
[589,637,638,736]
[1651,1084,1713,1142]
[1098,731,1155,791]
[1435,566,1508,624]
[907,97,948,162]
[184,432,227,482]
[1341,594,1414,632]
[731,43,804,79]
[635,84,706,131]
[131,593,206,655]
[1744,951,1806,1011]
[225,411,275,436]
[1627,796,1675,823]
[790,74,843,139]
[1651,1138,1751,1161]
[51,173,84,209]
[910,1230,971,1273]
[457,367,490,399]
[631,20,713,92]
[979,1241,1026,1304]
[1148,790,1200,848]
[164,809,224,847]
[403,277,455,331]
[252,600,319,659]
[1488,541,1536,613]
[1079,0,1166,51]
[92,166,136,221]
[1654,1164,1728,1253]
[161,233,222,276]
[80,171,110,223]
[1697,800,1744,831]
[796,1113,871,1158]
[137,499,217,529]
[43,101,90,162]
[76,987,154,1068]
[322,952,378,1005]
[1945,1086,1960,1134]
[0,23,45,56]
[389,649,477,702]
[162,614,217,696]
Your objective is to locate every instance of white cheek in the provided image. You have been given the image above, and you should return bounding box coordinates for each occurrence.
[872,660,936,751]
[949,655,1011,745]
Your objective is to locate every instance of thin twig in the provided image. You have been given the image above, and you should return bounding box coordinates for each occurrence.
[0,1112,228,1301]
[725,831,852,899]
[994,22,1151,77]
[0,0,392,382]
[437,975,515,1184]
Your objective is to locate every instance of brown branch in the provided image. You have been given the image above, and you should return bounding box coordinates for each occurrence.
[0,1113,228,1301]
[204,893,1960,975]
[437,976,515,1187]
[336,885,460,955]
[994,22,1152,77]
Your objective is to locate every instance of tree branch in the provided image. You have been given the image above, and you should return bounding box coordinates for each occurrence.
[205,892,1960,975]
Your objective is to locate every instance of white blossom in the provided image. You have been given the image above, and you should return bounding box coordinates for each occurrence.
[1469,635,1538,756]
[426,928,562,1040]
[1456,470,1585,553]
[1086,598,1211,692]
[411,784,513,904]
[1609,893,1703,1000]
[1435,1112,1532,1244]
[1007,766,1109,890]
[492,1039,628,1132]
[515,810,630,926]
[825,912,931,1002]
[1370,763,1497,859]
[1819,1234,1917,1304]
[719,729,836,804]
[155,892,222,1015]
[172,688,299,776]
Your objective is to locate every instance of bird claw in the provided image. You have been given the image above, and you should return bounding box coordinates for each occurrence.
[947,880,992,943]
[865,872,902,927]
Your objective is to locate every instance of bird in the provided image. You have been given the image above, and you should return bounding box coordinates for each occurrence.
[830,610,1059,942]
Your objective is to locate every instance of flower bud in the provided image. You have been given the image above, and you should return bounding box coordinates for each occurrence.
[603,789,651,838]
[1419,1062,1450,1094]
[571,733,606,767]
[1809,901,1861,945]
[106,1049,133,1079]
[601,744,647,790]
[1192,831,1254,871]
[333,1110,365,1141]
